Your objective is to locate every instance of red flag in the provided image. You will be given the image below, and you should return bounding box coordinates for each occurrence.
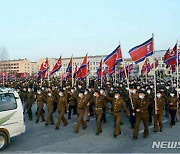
[38,59,49,80]
[102,67,108,78]
[151,60,159,69]
[104,45,122,70]
[79,54,88,79]
[141,59,151,75]
[50,57,62,75]
[164,43,177,65]
[19,72,29,79]
[107,67,115,75]
[129,37,153,64]
[126,63,134,73]
[66,57,73,80]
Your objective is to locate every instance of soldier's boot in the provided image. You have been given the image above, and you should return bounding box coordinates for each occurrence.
[144,123,149,138]
[27,108,32,120]
[68,110,71,119]
[40,111,45,122]
[50,118,54,125]
[82,120,87,129]
[62,116,68,126]
[159,121,163,132]
[75,115,82,133]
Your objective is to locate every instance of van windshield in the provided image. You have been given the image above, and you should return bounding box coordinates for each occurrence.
[0,93,17,112]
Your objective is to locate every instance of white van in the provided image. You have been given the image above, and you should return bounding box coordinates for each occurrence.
[0,88,25,150]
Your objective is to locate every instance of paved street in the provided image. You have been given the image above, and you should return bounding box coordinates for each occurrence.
[3,105,180,153]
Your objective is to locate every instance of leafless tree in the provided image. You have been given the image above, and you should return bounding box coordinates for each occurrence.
[0,47,10,77]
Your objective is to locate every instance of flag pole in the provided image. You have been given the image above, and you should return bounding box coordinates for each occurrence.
[115,65,117,85]
[40,78,42,88]
[86,54,89,89]
[120,41,134,109]
[46,58,50,87]
[145,60,148,84]
[176,40,179,98]
[101,57,103,88]
[60,73,62,87]
[152,34,157,115]
[72,55,74,88]
[170,66,173,87]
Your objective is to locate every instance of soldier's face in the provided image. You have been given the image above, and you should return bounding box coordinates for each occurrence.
[115,94,120,99]
[157,93,161,98]
[93,92,98,97]
[59,92,63,96]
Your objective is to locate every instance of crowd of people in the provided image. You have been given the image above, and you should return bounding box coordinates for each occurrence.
[2,76,180,139]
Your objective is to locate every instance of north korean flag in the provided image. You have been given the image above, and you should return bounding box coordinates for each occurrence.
[66,57,73,80]
[107,67,115,75]
[102,67,108,78]
[104,45,122,69]
[79,54,88,79]
[151,59,159,69]
[38,59,49,80]
[50,57,62,75]
[126,63,134,73]
[129,37,154,64]
[120,69,126,78]
[164,44,177,65]
[141,59,151,75]
[73,65,78,78]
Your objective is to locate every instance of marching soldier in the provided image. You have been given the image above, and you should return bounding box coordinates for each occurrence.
[129,86,138,128]
[100,89,108,123]
[41,87,48,104]
[88,90,110,135]
[84,89,91,121]
[55,90,68,130]
[52,85,59,112]
[168,90,179,127]
[21,88,28,113]
[104,91,130,138]
[68,88,77,119]
[74,91,88,133]
[146,88,154,125]
[133,90,150,139]
[45,91,55,126]
[154,91,165,132]
[88,86,95,117]
[27,87,35,120]
[36,89,46,123]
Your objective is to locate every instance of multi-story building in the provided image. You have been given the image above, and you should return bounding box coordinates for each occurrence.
[0,58,32,75]
[0,50,177,77]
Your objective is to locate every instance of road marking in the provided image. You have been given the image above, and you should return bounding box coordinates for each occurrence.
[139,119,168,134]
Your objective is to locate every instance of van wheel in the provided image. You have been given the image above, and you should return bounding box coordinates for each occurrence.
[0,132,8,151]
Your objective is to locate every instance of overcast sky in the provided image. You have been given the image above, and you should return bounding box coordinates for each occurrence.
[0,0,179,61]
